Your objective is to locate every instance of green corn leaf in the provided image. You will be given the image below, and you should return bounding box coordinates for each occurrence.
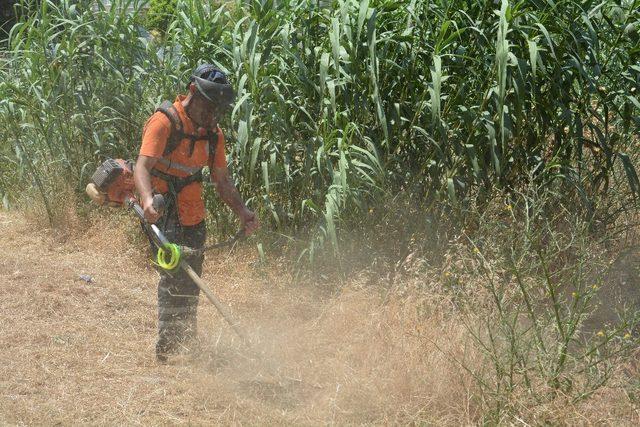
[430,54,442,126]
[486,121,501,177]
[496,0,509,164]
[356,0,370,43]
[626,95,640,110]
[330,16,341,74]
[237,120,248,158]
[465,143,481,180]
[447,177,457,205]
[261,160,269,194]
[619,152,640,197]
[319,51,330,95]
[249,137,262,181]
[535,23,556,59]
[301,198,319,215]
[528,38,538,80]
[327,79,337,116]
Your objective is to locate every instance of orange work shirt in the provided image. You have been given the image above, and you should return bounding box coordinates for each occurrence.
[140,95,227,226]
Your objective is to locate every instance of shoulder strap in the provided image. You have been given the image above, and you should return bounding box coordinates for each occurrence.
[155,101,183,157]
[155,100,220,161]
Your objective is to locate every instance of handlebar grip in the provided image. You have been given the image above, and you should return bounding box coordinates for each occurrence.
[152,194,165,216]
[127,197,145,221]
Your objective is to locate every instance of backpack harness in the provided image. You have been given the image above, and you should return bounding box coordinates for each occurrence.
[151,100,218,222]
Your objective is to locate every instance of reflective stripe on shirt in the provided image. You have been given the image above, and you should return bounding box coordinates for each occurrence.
[157,158,202,176]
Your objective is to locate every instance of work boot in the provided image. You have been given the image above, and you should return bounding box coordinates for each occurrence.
[156,335,172,363]
[156,349,168,364]
[155,310,199,362]
[156,318,181,363]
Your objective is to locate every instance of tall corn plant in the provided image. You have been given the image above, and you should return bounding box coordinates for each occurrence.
[0,0,638,259]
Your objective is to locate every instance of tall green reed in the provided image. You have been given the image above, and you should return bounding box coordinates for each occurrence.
[0,0,637,260]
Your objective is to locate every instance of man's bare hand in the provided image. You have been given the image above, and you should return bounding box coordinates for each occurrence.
[143,196,161,224]
[212,166,259,235]
[239,208,259,236]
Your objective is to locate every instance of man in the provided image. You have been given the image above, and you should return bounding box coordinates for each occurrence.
[134,64,259,362]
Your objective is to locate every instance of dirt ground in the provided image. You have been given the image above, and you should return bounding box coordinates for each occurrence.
[2,209,640,425]
[0,210,476,425]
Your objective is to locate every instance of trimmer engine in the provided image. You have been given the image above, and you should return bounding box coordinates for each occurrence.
[86,158,136,207]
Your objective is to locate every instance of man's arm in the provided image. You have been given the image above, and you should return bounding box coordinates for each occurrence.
[134,155,161,223]
[211,166,259,235]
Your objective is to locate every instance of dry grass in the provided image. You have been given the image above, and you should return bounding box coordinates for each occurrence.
[1,209,639,425]
[0,210,476,425]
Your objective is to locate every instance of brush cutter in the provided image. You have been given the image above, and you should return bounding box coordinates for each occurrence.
[86,158,249,342]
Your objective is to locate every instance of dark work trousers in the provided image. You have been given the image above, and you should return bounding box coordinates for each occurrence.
[151,213,206,358]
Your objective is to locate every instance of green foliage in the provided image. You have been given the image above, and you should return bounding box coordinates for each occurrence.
[0,0,638,256]
[0,0,19,42]
[145,0,177,34]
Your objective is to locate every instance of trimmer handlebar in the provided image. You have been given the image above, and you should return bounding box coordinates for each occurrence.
[126,195,170,250]
[127,194,245,254]
[151,194,165,216]
[128,194,165,221]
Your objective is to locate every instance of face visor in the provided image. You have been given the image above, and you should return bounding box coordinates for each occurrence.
[191,67,235,110]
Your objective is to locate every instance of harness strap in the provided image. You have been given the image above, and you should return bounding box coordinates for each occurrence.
[151,168,203,227]
[156,158,202,175]
[155,101,219,158]
[151,100,219,225]
[150,168,204,194]
[156,101,183,157]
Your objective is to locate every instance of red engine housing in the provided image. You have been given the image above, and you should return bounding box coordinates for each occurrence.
[89,159,136,206]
